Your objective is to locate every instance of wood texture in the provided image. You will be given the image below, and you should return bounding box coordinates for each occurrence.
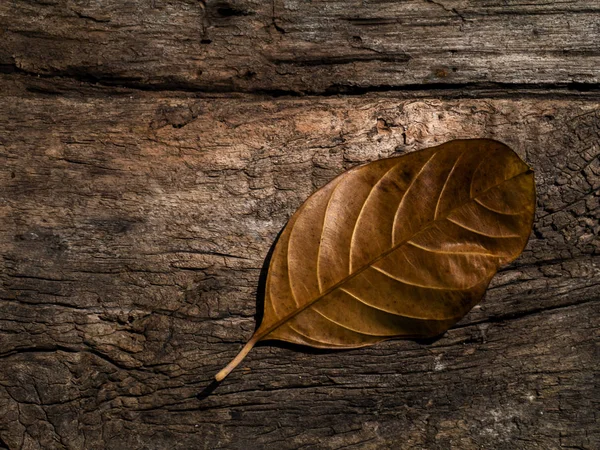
[1,78,598,448]
[1,0,599,94]
[0,0,599,448]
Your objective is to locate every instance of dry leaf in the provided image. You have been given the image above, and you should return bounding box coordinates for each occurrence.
[215,139,535,381]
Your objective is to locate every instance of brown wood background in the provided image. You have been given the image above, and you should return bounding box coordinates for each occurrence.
[0,1,599,449]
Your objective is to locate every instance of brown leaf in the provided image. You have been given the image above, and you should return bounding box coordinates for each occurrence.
[215,139,535,381]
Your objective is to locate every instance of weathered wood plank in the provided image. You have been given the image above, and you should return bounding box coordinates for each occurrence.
[1,0,599,93]
[0,302,597,449]
[0,77,598,448]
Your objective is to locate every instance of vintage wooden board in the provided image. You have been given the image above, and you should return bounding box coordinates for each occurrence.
[0,76,598,448]
[1,0,599,93]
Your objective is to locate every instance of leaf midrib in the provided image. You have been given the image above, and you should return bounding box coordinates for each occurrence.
[257,167,533,342]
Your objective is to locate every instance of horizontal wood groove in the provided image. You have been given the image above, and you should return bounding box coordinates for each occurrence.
[2,67,600,98]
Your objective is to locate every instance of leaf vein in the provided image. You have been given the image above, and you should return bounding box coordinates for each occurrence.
[407,240,500,257]
[371,265,481,291]
[339,288,462,322]
[316,179,343,293]
[392,152,438,245]
[349,163,399,272]
[434,150,465,220]
[311,307,399,337]
[474,197,522,216]
[447,217,521,238]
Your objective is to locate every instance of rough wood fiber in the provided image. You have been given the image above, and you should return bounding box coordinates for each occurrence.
[0,77,598,448]
[0,0,599,448]
[0,0,599,94]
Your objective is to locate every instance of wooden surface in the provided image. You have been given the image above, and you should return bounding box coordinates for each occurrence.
[0,1,599,449]
[1,0,599,94]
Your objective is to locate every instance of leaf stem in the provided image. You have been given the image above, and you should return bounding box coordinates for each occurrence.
[214,335,259,382]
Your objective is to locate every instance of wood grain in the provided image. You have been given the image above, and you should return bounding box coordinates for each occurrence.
[0,73,598,448]
[0,0,599,94]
